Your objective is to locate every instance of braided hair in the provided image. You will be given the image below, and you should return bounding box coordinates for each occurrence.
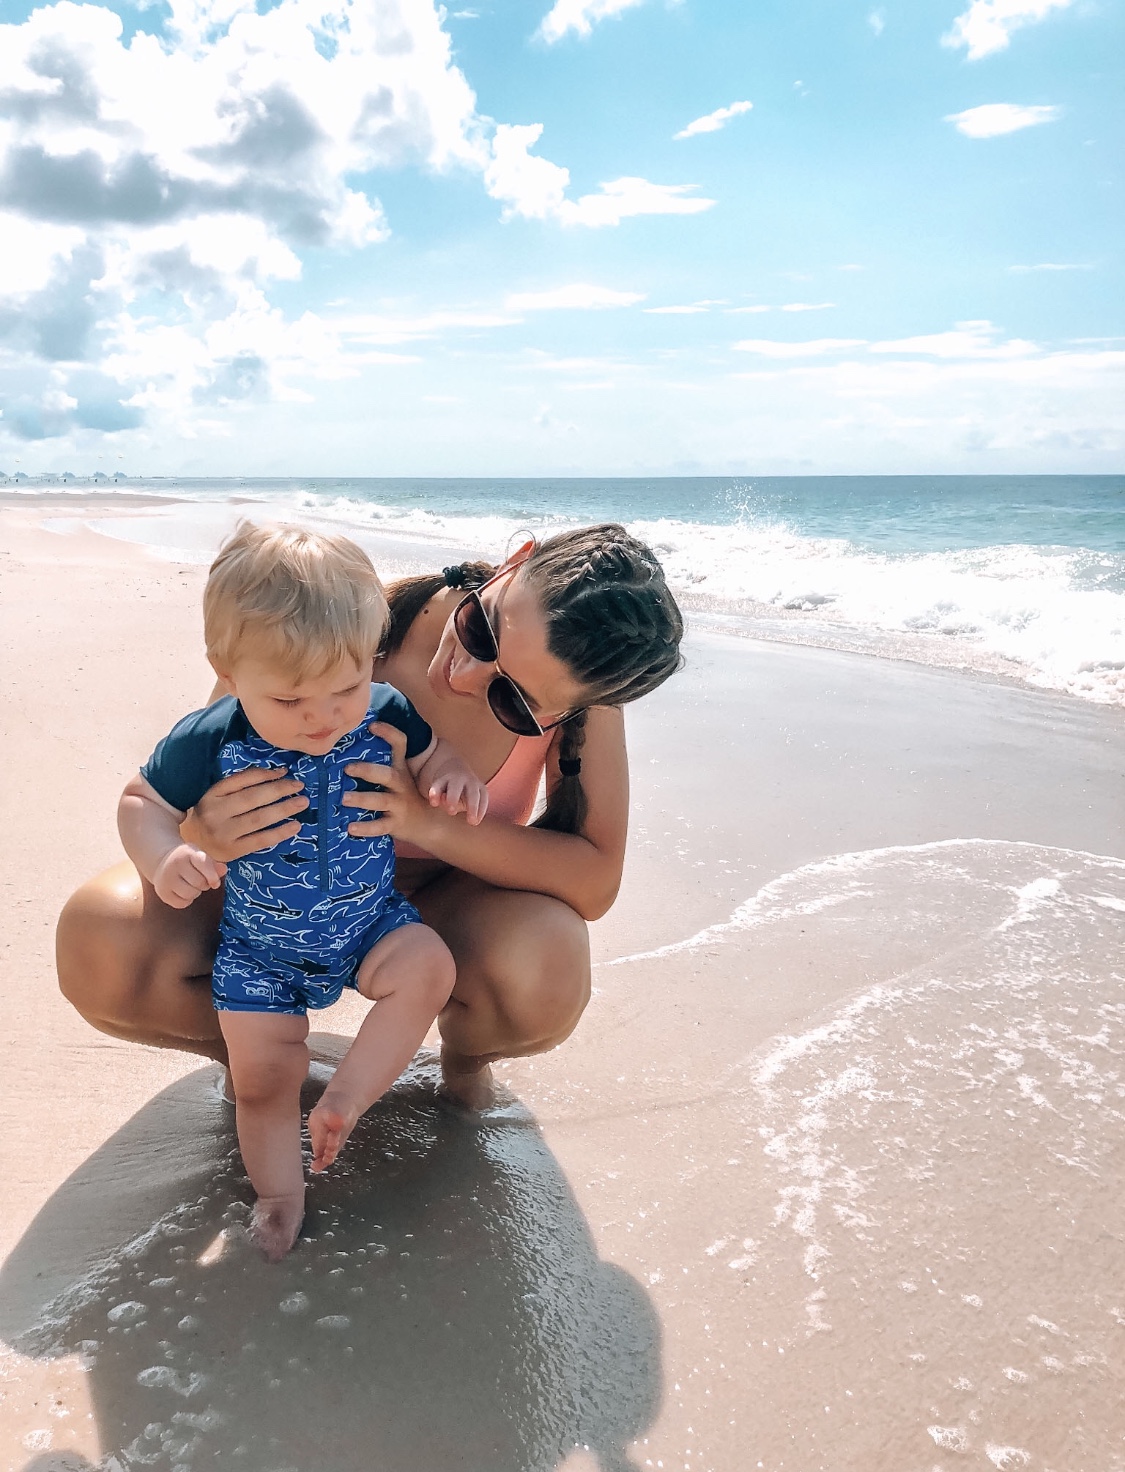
[382,524,684,835]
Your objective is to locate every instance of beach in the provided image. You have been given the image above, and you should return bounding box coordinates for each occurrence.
[1,500,1123,1472]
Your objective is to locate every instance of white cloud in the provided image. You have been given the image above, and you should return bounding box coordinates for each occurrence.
[485,125,715,226]
[0,0,494,441]
[732,322,1037,364]
[563,177,716,227]
[945,103,1061,137]
[328,309,519,345]
[733,339,868,357]
[527,354,625,373]
[942,0,1076,60]
[674,101,753,141]
[725,303,836,316]
[506,284,644,311]
[868,10,886,36]
[0,214,85,295]
[869,321,1038,358]
[1,0,669,446]
[1009,262,1092,272]
[644,305,709,315]
[484,124,571,221]
[536,0,647,45]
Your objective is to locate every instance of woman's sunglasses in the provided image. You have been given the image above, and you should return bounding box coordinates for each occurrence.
[452,578,580,737]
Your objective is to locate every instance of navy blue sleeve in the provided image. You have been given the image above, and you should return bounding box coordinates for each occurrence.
[368,683,433,760]
[140,697,246,813]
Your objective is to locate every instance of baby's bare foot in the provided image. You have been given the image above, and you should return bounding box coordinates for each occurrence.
[308,1090,360,1173]
[439,1049,496,1111]
[248,1194,305,1262]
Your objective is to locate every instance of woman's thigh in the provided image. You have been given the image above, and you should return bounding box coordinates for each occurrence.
[410,869,592,1060]
[56,860,225,1057]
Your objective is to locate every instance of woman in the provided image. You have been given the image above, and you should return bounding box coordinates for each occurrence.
[56,523,684,1106]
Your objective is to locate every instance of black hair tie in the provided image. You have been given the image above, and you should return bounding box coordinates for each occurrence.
[559,758,582,777]
[443,565,468,589]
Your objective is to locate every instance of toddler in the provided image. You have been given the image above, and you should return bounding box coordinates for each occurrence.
[119,522,487,1259]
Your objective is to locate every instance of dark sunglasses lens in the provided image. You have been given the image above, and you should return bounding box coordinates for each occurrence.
[487,677,542,737]
[454,595,498,662]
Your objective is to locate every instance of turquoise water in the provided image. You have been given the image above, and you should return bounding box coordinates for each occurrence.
[13,472,1125,703]
[20,470,1120,556]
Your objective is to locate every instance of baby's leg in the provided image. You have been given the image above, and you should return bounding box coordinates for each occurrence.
[308,925,455,1172]
[219,1010,310,1261]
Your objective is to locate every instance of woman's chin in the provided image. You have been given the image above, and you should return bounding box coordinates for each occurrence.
[428,648,456,698]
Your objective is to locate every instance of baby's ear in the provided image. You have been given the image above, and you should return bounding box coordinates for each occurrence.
[208,659,237,698]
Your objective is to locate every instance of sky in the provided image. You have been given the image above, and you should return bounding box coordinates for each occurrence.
[0,0,1121,476]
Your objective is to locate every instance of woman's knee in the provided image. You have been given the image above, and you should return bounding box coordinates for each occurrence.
[477,896,592,1050]
[56,862,220,1026]
[56,867,143,1013]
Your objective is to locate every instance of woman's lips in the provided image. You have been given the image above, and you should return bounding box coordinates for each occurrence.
[434,644,469,698]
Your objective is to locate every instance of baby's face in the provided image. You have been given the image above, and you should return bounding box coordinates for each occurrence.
[220,654,372,755]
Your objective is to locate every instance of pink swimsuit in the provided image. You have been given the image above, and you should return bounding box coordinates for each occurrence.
[394,731,554,861]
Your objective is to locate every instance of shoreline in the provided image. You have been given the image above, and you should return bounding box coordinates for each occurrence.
[10,488,1125,711]
[3,508,1124,1470]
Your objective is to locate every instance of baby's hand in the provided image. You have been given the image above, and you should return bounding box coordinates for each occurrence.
[427,766,489,826]
[153,844,227,909]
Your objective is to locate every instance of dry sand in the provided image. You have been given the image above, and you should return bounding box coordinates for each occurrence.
[1,506,1123,1472]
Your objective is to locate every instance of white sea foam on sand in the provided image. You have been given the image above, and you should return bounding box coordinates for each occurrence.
[596,840,1125,1470]
[38,489,1125,704]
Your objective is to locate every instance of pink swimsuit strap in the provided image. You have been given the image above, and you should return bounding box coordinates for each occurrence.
[394,730,554,861]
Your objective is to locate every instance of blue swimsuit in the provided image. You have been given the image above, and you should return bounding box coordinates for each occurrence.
[141,685,432,1016]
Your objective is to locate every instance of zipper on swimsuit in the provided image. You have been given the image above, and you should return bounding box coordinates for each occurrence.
[317,758,330,892]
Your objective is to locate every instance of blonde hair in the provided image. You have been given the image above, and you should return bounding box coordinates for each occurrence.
[204,521,387,681]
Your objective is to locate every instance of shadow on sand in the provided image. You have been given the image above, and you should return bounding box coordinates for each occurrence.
[1,1038,660,1472]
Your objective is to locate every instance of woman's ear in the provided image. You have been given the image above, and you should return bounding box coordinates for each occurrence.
[500,537,536,572]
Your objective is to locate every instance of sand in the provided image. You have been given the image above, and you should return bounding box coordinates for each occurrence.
[1,504,1123,1472]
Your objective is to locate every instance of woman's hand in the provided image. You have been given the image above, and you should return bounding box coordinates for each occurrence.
[342,722,440,846]
[180,767,309,863]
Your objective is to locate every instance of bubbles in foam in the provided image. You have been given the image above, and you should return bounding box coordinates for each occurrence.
[928,1425,970,1452]
[58,478,1125,703]
[986,1447,1031,1470]
[619,839,1125,1470]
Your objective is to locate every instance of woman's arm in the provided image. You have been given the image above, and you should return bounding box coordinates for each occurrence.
[345,706,630,921]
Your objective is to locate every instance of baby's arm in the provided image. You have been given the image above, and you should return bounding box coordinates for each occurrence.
[407,738,489,826]
[119,774,227,908]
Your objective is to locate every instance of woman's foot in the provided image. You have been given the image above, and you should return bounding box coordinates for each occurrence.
[248,1193,305,1262]
[439,1048,496,1111]
[308,1090,361,1173]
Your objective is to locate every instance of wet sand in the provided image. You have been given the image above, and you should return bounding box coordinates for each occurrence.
[1,507,1122,1471]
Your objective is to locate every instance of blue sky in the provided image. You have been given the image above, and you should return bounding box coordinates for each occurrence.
[0,0,1120,475]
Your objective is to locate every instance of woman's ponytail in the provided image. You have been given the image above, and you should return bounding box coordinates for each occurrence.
[534,710,588,835]
[381,560,495,658]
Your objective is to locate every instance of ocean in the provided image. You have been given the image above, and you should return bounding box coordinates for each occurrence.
[11,472,1124,705]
